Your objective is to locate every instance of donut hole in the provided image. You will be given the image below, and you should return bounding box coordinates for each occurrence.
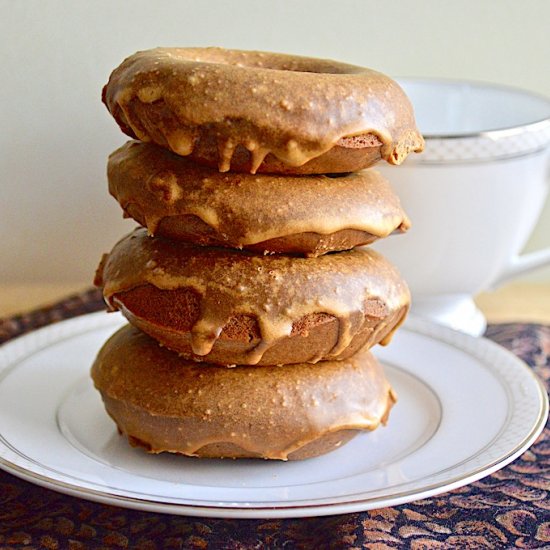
[175,48,358,75]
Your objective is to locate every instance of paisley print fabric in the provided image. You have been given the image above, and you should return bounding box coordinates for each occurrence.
[0,290,548,549]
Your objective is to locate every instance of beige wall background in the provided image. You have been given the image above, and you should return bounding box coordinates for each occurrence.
[1,0,549,285]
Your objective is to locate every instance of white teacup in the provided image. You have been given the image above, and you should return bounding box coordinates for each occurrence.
[374,79,550,335]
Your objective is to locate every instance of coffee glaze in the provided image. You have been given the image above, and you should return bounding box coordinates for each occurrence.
[95,229,410,366]
[102,47,424,174]
[91,325,396,460]
[108,141,411,256]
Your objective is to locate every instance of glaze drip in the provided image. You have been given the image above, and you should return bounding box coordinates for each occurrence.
[108,141,410,250]
[92,325,397,460]
[97,229,410,365]
[103,47,424,171]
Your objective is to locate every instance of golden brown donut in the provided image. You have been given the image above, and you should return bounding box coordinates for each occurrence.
[91,324,396,460]
[94,229,410,366]
[108,141,411,256]
[102,47,424,174]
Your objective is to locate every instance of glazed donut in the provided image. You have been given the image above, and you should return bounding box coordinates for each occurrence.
[94,229,410,366]
[103,47,424,174]
[108,141,410,256]
[91,324,396,460]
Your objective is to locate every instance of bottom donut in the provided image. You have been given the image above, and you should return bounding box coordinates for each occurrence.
[91,325,396,460]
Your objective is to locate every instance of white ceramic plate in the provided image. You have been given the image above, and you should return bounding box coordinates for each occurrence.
[0,312,546,519]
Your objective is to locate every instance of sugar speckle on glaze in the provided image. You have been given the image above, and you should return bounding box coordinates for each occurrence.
[103,47,424,171]
[92,325,396,459]
[98,228,410,365]
[108,141,411,251]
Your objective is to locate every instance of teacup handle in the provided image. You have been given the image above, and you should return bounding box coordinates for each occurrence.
[492,247,550,287]
[493,155,550,287]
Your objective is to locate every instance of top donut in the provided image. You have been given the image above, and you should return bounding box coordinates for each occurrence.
[103,47,424,174]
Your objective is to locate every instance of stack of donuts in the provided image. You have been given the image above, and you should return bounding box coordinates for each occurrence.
[92,48,424,460]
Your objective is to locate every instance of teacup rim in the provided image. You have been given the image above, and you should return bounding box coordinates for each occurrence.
[396,76,550,140]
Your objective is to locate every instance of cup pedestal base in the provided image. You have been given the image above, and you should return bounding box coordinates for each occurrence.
[410,294,487,336]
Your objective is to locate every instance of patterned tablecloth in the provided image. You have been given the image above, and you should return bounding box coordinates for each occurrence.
[0,289,548,549]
